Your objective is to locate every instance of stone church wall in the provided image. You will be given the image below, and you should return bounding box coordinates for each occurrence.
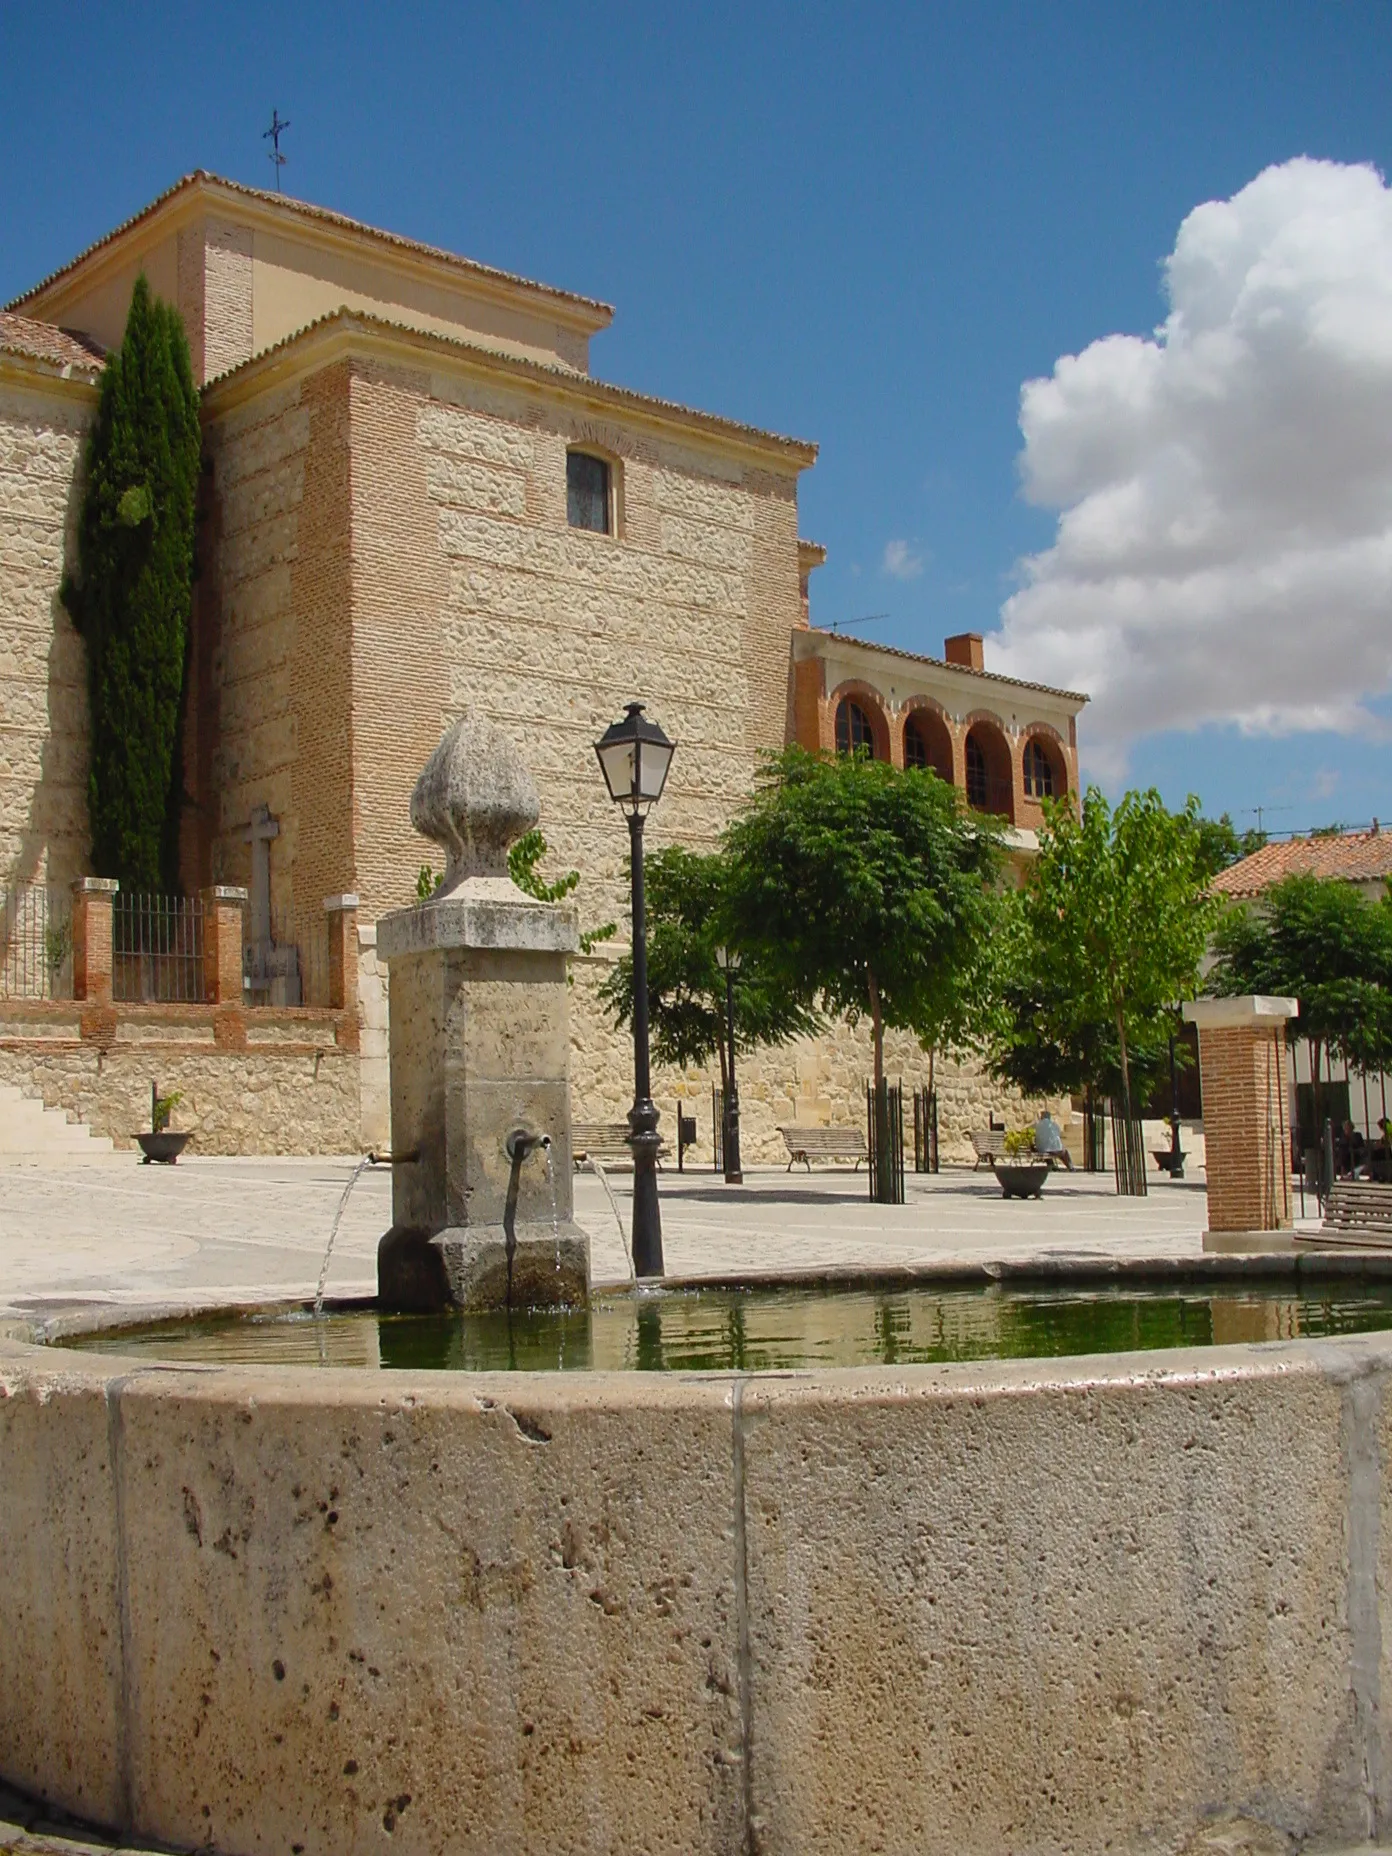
[194,353,1048,1155]
[197,378,311,913]
[0,379,93,891]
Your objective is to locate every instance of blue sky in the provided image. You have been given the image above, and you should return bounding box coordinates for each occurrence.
[6,1,1391,834]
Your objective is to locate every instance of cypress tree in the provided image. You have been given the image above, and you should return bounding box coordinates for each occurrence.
[62,275,201,892]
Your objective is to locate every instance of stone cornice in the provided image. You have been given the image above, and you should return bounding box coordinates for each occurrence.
[9,172,614,338]
[0,349,101,402]
[200,308,819,474]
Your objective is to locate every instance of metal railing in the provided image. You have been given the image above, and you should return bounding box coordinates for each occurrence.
[0,884,73,1000]
[867,1078,906,1204]
[113,894,205,1004]
[912,1086,939,1173]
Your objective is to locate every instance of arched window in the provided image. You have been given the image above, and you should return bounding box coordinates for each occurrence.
[835,699,875,757]
[965,733,989,809]
[1023,738,1055,799]
[903,710,952,780]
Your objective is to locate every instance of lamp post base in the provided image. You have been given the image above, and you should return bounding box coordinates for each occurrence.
[628,1109,665,1278]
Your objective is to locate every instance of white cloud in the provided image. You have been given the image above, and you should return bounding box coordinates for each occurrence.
[992,158,1392,777]
[883,538,925,580]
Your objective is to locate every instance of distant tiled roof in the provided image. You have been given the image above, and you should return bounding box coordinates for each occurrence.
[798,626,1088,707]
[1212,829,1392,897]
[7,171,612,328]
[0,312,104,372]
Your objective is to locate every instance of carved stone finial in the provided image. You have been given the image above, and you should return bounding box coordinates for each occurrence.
[410,714,540,890]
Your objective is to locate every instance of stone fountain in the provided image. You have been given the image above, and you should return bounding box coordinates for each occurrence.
[375,714,590,1311]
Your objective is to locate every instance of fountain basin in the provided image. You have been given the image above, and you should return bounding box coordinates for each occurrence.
[4,1261,1392,1855]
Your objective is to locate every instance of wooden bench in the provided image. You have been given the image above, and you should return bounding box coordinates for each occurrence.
[1315,1180,1392,1246]
[970,1130,1009,1169]
[571,1122,669,1169]
[778,1126,867,1171]
[972,1128,1075,1171]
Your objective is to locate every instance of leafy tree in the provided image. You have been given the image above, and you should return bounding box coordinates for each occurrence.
[1020,788,1218,1186]
[508,827,616,954]
[598,844,817,1086]
[1208,873,1392,1128]
[721,748,1005,1089]
[62,275,201,892]
[984,887,1175,1113]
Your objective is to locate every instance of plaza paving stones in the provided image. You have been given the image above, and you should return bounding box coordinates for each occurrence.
[0,1153,1263,1320]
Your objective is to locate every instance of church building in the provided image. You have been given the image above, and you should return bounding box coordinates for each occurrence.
[0,173,1085,1155]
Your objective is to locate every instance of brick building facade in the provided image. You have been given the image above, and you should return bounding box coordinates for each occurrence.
[1,174,1086,1156]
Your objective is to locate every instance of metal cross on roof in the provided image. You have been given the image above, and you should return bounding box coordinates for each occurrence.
[263,109,291,190]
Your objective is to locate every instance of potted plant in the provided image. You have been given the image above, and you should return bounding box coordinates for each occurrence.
[992,1126,1051,1199]
[137,1082,192,1164]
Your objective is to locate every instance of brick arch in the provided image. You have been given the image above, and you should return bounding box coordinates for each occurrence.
[1020,725,1069,805]
[961,710,1015,822]
[899,699,954,783]
[828,681,892,763]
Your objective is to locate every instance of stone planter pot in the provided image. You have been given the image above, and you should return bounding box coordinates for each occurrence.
[993,1161,1050,1200]
[136,1131,192,1165]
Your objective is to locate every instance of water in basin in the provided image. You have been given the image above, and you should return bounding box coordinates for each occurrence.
[60,1277,1392,1372]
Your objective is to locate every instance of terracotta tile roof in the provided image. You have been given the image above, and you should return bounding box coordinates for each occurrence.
[797,626,1088,707]
[0,312,104,373]
[7,171,612,328]
[1212,829,1392,897]
[201,306,819,466]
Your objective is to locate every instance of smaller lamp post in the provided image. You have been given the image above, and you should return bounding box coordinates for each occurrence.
[714,944,743,1183]
[594,702,676,1278]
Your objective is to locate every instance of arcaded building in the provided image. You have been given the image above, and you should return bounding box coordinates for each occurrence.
[0,172,1085,1155]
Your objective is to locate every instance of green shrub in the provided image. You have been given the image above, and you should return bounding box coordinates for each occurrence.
[62,275,201,892]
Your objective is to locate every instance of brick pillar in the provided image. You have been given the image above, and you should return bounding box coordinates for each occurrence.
[201,886,248,1004]
[324,893,360,1011]
[1183,995,1299,1235]
[71,877,118,1002]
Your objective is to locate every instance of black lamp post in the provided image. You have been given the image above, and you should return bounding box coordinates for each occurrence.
[714,944,743,1183]
[594,702,676,1278]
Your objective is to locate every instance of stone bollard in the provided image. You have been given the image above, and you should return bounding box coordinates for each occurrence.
[1183,995,1299,1238]
[70,877,118,1002]
[200,887,248,1004]
[375,715,589,1313]
[323,894,359,1011]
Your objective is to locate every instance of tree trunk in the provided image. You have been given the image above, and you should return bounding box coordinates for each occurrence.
[927,1044,936,1099]
[1115,1006,1133,1127]
[867,968,884,1090]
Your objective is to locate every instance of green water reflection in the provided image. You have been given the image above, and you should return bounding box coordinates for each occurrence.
[61,1280,1392,1373]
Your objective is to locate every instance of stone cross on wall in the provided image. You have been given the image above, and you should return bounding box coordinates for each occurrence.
[244,803,279,948]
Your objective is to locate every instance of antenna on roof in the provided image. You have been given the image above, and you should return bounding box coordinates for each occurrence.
[1245,805,1292,834]
[263,109,291,191]
[827,612,889,634]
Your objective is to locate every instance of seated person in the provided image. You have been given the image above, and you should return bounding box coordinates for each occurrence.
[1033,1110,1073,1168]
[1340,1119,1367,1177]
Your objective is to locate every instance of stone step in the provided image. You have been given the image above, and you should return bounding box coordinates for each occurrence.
[0,1082,114,1155]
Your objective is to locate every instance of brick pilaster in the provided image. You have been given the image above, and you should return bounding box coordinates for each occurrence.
[1185,996,1298,1234]
[71,877,117,1003]
[324,893,360,1011]
[201,886,248,1004]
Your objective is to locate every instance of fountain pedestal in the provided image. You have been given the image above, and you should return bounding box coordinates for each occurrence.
[375,717,590,1312]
